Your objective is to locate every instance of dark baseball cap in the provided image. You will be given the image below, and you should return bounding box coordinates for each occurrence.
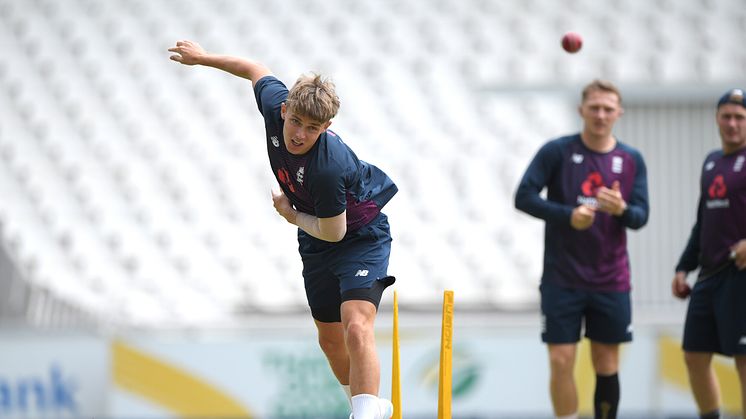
[717,88,746,109]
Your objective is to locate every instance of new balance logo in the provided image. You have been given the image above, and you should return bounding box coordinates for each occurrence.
[739,336,746,345]
[354,270,369,277]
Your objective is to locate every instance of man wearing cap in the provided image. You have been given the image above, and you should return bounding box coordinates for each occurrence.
[672,88,746,419]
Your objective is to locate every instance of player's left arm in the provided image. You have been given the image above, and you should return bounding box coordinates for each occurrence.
[271,189,347,242]
[614,151,649,230]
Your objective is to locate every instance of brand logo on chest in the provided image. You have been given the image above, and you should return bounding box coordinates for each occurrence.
[296,167,305,185]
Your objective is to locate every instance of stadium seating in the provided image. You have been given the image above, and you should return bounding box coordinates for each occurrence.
[0,0,744,326]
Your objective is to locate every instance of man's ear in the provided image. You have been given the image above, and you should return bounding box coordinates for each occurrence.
[281,102,287,119]
[323,120,332,130]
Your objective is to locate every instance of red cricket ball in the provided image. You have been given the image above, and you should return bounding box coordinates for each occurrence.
[561,32,583,53]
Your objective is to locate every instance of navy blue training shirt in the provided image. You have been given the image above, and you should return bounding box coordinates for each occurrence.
[515,134,649,292]
[254,76,398,232]
[676,147,746,276]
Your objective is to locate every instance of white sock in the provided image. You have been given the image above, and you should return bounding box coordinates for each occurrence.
[341,384,352,407]
[556,413,578,419]
[351,394,379,419]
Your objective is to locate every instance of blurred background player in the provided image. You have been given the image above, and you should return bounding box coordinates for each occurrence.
[671,88,746,419]
[168,40,397,419]
[514,80,649,419]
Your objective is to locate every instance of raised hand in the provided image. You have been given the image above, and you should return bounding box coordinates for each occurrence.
[168,40,207,65]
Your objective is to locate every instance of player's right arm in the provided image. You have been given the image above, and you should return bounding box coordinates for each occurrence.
[671,196,703,298]
[515,140,580,227]
[671,271,691,299]
[570,204,596,230]
[271,188,347,242]
[168,40,272,83]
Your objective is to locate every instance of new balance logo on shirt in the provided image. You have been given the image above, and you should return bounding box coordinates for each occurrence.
[355,269,369,277]
[739,336,746,345]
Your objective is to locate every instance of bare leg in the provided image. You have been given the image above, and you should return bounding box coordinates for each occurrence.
[684,351,720,414]
[341,299,380,395]
[314,320,350,384]
[736,355,746,419]
[590,342,619,375]
[548,343,578,416]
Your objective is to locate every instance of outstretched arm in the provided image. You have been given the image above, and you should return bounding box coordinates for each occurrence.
[168,40,272,83]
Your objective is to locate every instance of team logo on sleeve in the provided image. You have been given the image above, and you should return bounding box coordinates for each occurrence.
[706,174,729,209]
[572,153,584,164]
[271,136,280,147]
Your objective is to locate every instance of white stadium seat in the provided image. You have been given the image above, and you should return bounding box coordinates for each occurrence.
[0,0,743,326]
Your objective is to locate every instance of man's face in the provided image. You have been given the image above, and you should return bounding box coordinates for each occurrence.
[579,91,623,139]
[281,103,331,155]
[716,103,746,153]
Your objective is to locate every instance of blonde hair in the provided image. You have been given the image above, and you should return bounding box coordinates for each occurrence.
[581,79,622,104]
[285,73,340,123]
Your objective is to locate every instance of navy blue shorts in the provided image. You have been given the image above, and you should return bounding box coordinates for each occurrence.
[299,212,395,323]
[540,281,632,344]
[683,265,746,356]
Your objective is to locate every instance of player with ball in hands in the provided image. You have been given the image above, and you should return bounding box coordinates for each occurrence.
[515,80,649,419]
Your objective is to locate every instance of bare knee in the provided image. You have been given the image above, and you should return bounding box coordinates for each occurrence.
[344,320,373,353]
[734,355,746,376]
[549,346,576,376]
[735,355,746,368]
[315,321,347,357]
[684,351,713,372]
[591,342,619,375]
[318,333,346,356]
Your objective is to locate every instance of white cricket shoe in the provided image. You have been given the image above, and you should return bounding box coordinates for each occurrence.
[348,397,394,419]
